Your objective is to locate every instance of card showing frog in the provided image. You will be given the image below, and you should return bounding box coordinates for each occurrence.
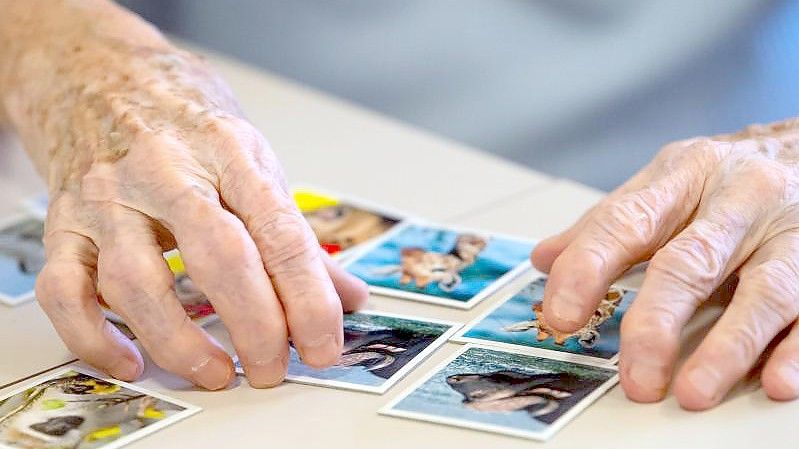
[0,366,200,449]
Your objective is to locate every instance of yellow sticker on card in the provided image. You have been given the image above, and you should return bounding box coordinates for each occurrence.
[165,252,185,274]
[293,189,339,212]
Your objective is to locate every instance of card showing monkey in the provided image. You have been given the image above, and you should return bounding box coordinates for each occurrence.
[343,222,535,309]
[453,273,637,364]
[0,366,200,449]
[380,344,618,441]
[292,186,406,260]
[233,311,460,394]
[0,215,45,306]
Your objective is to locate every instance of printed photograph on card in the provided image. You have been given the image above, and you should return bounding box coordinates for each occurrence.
[99,251,218,328]
[344,223,534,308]
[293,187,403,258]
[235,311,459,393]
[0,216,45,306]
[454,276,636,364]
[0,367,200,449]
[380,345,618,441]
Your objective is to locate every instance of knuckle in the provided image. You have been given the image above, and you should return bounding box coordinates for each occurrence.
[648,244,719,300]
[744,259,799,325]
[598,185,669,248]
[252,208,320,272]
[741,158,789,199]
[712,325,763,363]
[656,223,729,284]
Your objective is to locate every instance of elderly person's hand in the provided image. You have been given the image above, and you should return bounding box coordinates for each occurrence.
[0,0,367,389]
[532,120,799,409]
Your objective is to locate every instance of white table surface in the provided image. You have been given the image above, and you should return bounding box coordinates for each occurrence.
[1,45,795,449]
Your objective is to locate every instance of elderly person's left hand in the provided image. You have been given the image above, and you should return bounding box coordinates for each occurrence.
[532,120,799,410]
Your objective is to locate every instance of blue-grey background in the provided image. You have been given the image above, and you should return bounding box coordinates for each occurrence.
[119,0,799,191]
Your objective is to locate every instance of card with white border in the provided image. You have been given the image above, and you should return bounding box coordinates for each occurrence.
[292,184,409,261]
[342,221,535,309]
[234,310,460,394]
[0,366,201,449]
[452,267,637,365]
[379,344,618,441]
[0,215,45,306]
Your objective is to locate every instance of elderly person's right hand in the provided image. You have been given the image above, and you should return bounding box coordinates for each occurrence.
[0,0,367,390]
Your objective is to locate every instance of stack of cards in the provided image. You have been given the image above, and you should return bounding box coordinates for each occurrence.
[0,215,45,306]
[0,366,200,449]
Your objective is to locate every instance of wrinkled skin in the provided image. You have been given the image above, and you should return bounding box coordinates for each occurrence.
[0,0,368,390]
[533,121,799,409]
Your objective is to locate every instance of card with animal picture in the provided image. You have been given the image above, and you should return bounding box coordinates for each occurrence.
[0,366,200,449]
[453,272,636,365]
[234,311,460,394]
[343,222,535,309]
[0,215,45,306]
[21,193,49,220]
[292,185,406,259]
[99,250,218,328]
[380,344,618,441]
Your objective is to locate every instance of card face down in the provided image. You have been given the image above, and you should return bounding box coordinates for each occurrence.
[454,277,637,364]
[235,311,460,394]
[293,187,404,259]
[380,345,618,441]
[344,222,534,309]
[0,216,45,306]
[0,367,200,449]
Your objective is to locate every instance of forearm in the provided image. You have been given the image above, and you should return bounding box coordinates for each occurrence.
[0,0,172,176]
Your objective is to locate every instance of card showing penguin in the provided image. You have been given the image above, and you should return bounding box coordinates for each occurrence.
[0,366,200,449]
[380,344,618,441]
[453,273,637,365]
[234,311,460,394]
[343,222,535,309]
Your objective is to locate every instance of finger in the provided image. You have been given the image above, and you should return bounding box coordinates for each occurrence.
[156,190,292,387]
[321,251,368,312]
[36,229,143,381]
[216,131,344,368]
[620,178,776,403]
[531,153,658,273]
[673,232,799,409]
[763,319,799,401]
[542,174,699,333]
[96,205,234,390]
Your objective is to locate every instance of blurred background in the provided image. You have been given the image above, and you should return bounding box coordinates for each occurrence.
[120,0,799,191]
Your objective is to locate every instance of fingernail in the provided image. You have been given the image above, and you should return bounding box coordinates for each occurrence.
[686,366,722,402]
[191,354,233,390]
[628,360,668,392]
[245,355,288,388]
[550,289,585,328]
[109,356,143,382]
[297,333,339,367]
[776,361,799,395]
